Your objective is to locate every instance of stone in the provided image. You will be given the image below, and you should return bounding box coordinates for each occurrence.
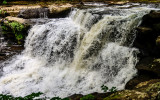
[156,36,160,48]
[18,8,49,19]
[5,16,33,25]
[136,27,152,33]
[48,6,71,18]
[136,57,160,77]
[134,26,158,57]
[125,71,158,90]
[103,90,150,100]
[141,10,160,26]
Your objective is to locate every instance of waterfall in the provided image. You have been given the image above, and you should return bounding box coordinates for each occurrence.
[0,4,158,98]
[0,24,7,52]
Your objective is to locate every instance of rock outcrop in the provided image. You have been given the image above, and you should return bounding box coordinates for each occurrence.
[0,4,72,18]
[134,10,160,58]
[126,10,160,93]
[18,8,49,18]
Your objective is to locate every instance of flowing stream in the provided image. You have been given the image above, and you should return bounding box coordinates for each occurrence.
[0,24,7,52]
[0,3,159,98]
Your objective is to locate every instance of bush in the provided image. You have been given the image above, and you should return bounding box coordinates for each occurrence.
[1,21,29,44]
[2,0,7,5]
[0,92,70,100]
[101,85,117,93]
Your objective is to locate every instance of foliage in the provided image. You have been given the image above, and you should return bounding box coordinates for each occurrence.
[109,87,117,92]
[101,85,109,92]
[0,92,70,100]
[0,92,43,100]
[0,10,7,14]
[80,94,95,100]
[2,0,7,5]
[8,21,26,44]
[0,10,7,18]
[1,21,29,44]
[101,85,117,93]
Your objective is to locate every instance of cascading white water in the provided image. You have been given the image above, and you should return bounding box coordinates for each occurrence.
[0,25,7,52]
[0,4,159,98]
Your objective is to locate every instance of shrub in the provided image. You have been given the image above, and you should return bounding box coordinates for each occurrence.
[101,85,117,93]
[2,0,7,5]
[1,21,29,44]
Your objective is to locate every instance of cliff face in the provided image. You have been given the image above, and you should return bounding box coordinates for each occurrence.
[126,10,160,89]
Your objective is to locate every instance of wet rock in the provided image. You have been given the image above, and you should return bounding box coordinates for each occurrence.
[136,27,152,33]
[153,23,160,32]
[68,92,111,100]
[134,10,160,58]
[103,90,150,100]
[156,36,160,48]
[5,16,33,25]
[135,79,160,99]
[105,80,160,100]
[126,57,160,89]
[17,6,72,19]
[134,27,158,57]
[136,57,160,77]
[18,8,49,19]
[0,19,30,44]
[0,4,73,18]
[141,10,160,26]
[0,45,24,62]
[68,94,83,100]
[125,70,158,90]
[48,6,71,18]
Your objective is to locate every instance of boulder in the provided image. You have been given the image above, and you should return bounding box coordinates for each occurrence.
[48,6,71,18]
[141,10,160,26]
[18,8,49,19]
[135,79,160,99]
[156,36,160,48]
[126,57,160,89]
[134,26,159,57]
[0,18,30,44]
[134,10,160,58]
[103,90,150,100]
[136,57,160,77]
[125,70,158,90]
[5,16,33,25]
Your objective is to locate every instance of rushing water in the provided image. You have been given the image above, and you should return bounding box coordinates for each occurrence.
[0,24,7,52]
[0,3,159,98]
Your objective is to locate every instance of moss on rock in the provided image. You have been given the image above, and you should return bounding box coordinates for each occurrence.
[1,20,30,44]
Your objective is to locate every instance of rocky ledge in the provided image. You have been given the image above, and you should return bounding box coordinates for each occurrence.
[0,4,72,18]
[65,9,160,100]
